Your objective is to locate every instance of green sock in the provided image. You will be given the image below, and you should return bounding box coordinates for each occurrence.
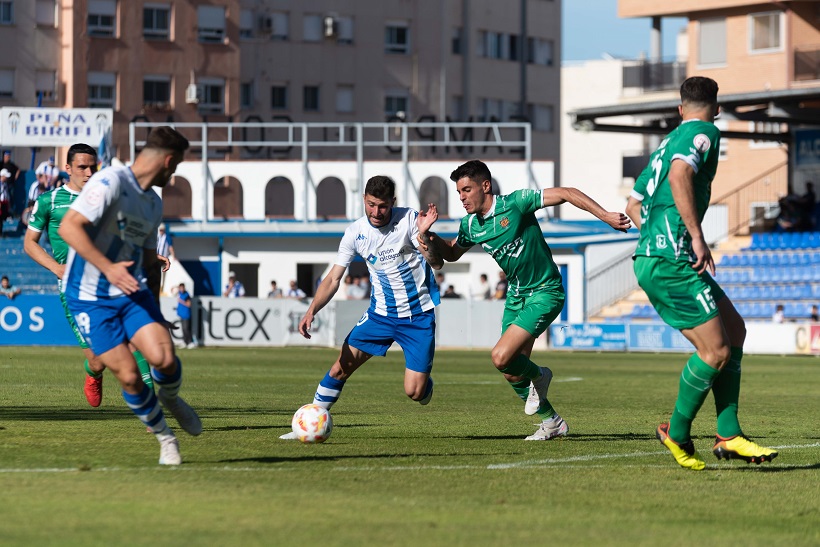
[712,347,742,439]
[133,350,154,389]
[668,353,721,443]
[498,354,541,380]
[509,378,530,402]
[83,359,102,378]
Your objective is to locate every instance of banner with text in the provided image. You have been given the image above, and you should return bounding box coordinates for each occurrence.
[0,295,76,346]
[0,107,113,147]
[549,323,627,350]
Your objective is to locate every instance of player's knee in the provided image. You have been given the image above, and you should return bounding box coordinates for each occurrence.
[490,347,511,370]
[151,353,177,372]
[119,371,143,392]
[703,345,731,368]
[329,363,351,381]
[406,383,426,401]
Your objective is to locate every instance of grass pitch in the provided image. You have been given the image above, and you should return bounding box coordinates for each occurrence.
[1,347,819,546]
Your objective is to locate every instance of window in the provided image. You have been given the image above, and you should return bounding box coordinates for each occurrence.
[528,104,553,132]
[336,16,354,44]
[699,18,726,66]
[198,78,224,114]
[0,2,13,25]
[35,70,56,101]
[143,4,170,40]
[271,12,288,40]
[35,0,55,27]
[240,81,253,108]
[88,0,116,37]
[336,85,353,113]
[385,90,408,118]
[450,95,464,120]
[303,85,320,111]
[303,14,322,41]
[451,27,462,55]
[750,12,782,53]
[197,5,225,43]
[715,119,728,160]
[271,85,288,109]
[749,121,784,149]
[385,23,409,54]
[143,75,171,108]
[527,37,553,66]
[239,9,252,39]
[88,71,116,108]
[0,69,14,98]
[480,98,502,121]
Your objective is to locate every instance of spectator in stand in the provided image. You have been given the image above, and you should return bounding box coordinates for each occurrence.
[35,156,60,188]
[442,285,462,299]
[772,304,785,324]
[494,271,508,300]
[435,272,448,292]
[800,182,816,230]
[471,273,492,300]
[357,275,370,298]
[267,280,283,298]
[0,169,11,237]
[0,275,21,299]
[176,283,194,349]
[156,225,175,295]
[286,279,306,299]
[811,304,819,323]
[0,150,20,216]
[223,271,245,298]
[342,275,354,299]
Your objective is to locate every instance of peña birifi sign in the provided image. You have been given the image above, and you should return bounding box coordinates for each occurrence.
[0,107,113,146]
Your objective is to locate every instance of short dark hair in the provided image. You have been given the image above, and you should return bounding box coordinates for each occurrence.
[66,143,97,165]
[364,175,395,201]
[1,275,8,282]
[450,160,492,184]
[144,126,190,154]
[680,76,719,108]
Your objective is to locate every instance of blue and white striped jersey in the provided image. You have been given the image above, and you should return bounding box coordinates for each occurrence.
[63,165,161,301]
[336,207,440,318]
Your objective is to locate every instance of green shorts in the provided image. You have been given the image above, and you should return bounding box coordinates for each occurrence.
[633,256,725,330]
[501,286,565,338]
[60,290,90,349]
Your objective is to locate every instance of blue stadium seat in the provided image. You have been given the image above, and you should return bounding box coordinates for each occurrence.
[739,270,751,283]
[719,254,732,267]
[746,233,762,250]
[738,254,750,267]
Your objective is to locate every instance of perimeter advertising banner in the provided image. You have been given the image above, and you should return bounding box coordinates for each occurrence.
[0,295,76,346]
[549,323,627,350]
[0,107,113,147]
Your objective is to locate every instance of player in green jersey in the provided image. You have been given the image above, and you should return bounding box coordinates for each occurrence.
[417,159,629,440]
[24,143,154,407]
[625,76,777,470]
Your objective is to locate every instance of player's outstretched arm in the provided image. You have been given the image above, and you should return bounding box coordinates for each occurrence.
[416,204,444,269]
[668,160,713,275]
[59,209,140,294]
[542,187,631,232]
[299,264,346,339]
[24,228,64,278]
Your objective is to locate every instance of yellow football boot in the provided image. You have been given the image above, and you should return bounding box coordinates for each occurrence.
[713,435,778,464]
[656,423,706,471]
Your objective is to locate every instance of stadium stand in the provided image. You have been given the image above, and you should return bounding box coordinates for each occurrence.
[1,217,58,295]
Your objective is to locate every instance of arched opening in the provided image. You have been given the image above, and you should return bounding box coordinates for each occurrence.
[162,176,192,219]
[316,177,346,219]
[265,176,295,218]
[419,176,450,217]
[213,176,243,218]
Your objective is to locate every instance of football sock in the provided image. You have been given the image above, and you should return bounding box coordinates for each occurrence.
[151,357,183,399]
[122,383,173,440]
[133,350,154,389]
[668,353,721,443]
[313,371,346,409]
[421,377,434,400]
[510,378,530,402]
[712,347,743,439]
[84,359,101,378]
[498,354,541,380]
[536,403,557,419]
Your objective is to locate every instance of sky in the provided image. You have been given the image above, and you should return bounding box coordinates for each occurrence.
[562,0,687,62]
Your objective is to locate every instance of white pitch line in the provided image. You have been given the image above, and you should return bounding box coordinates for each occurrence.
[1,442,817,474]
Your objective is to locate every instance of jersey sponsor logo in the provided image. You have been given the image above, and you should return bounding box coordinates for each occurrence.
[655,235,668,249]
[693,133,711,153]
[483,236,524,259]
[367,253,378,264]
[499,216,510,228]
[356,311,369,326]
[356,234,366,241]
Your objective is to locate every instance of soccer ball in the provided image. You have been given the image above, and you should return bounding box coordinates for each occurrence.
[291,404,333,443]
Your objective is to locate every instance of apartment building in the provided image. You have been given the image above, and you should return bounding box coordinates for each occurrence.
[0,0,561,165]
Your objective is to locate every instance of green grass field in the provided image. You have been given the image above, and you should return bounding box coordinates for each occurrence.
[1,347,819,546]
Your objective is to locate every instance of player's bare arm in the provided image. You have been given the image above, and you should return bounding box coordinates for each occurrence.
[416,204,444,269]
[24,228,64,278]
[542,187,631,232]
[156,253,171,272]
[299,264,346,339]
[668,159,713,275]
[59,209,140,295]
[625,196,642,230]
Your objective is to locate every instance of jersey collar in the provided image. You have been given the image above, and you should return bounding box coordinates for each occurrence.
[478,195,497,220]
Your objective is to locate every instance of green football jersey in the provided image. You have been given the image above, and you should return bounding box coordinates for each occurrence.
[27,186,80,265]
[633,119,721,262]
[456,189,562,296]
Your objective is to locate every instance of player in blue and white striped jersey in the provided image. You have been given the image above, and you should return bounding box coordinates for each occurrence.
[281,176,442,438]
[59,126,200,466]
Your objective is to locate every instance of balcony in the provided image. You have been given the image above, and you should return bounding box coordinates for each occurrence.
[794,46,820,82]
[622,59,687,92]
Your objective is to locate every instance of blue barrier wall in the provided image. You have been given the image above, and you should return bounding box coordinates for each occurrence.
[0,295,76,346]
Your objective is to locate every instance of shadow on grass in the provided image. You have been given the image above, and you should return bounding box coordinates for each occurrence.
[0,406,131,421]
[731,462,820,472]
[215,452,445,464]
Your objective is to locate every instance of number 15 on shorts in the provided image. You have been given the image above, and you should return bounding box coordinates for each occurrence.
[695,287,716,313]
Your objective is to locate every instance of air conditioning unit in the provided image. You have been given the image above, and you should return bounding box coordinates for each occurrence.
[323,15,337,38]
[185,84,200,105]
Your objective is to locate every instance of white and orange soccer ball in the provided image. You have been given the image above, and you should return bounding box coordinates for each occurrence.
[291,404,333,443]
